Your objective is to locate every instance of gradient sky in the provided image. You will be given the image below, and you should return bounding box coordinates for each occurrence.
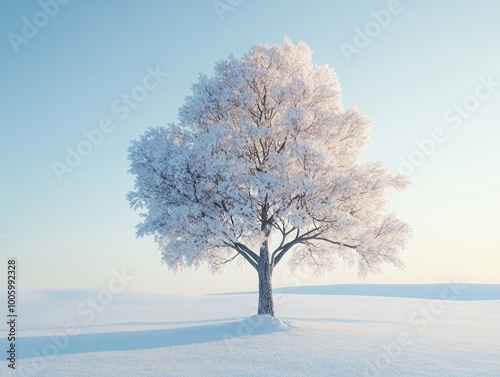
[1,0,499,294]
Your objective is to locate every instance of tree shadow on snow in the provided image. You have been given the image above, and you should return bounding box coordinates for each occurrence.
[16,318,287,359]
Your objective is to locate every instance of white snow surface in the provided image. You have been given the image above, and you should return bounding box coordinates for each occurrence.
[0,285,499,376]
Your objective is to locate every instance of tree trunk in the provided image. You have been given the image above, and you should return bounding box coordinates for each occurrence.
[257,254,274,316]
[258,199,274,316]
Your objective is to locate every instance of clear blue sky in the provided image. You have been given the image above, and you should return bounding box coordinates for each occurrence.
[1,0,499,294]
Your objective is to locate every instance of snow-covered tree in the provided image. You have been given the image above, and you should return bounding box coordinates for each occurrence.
[127,39,411,317]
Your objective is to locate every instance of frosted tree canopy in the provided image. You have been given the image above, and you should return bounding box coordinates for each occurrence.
[127,38,411,290]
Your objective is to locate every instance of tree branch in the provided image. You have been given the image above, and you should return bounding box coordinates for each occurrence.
[212,253,239,267]
[271,226,298,265]
[222,241,259,269]
[272,232,358,267]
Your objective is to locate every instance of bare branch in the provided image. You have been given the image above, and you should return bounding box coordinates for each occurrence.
[212,253,239,267]
[272,231,359,267]
[229,241,260,269]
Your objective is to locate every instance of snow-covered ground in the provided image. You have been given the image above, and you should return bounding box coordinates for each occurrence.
[1,284,499,376]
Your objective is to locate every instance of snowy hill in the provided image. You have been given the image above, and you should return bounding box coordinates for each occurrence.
[217,283,500,300]
[0,285,499,376]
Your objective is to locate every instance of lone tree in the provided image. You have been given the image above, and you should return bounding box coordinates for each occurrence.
[127,39,411,317]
